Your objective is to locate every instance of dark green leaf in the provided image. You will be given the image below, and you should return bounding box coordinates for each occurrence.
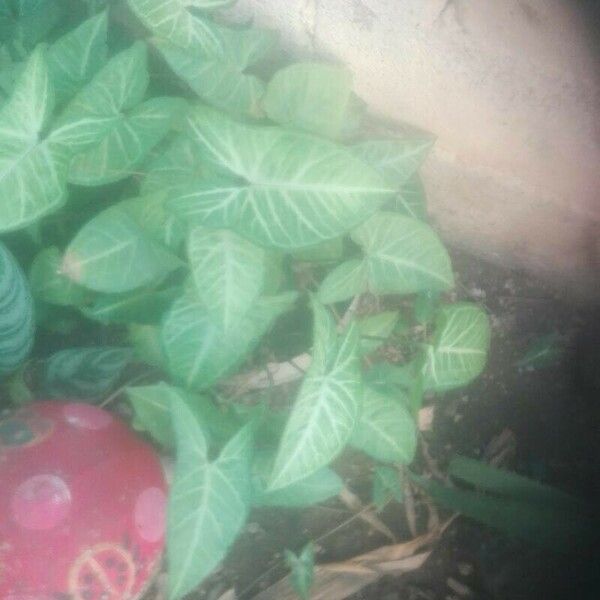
[285,543,315,600]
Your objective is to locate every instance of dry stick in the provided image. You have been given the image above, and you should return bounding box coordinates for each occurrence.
[338,487,396,543]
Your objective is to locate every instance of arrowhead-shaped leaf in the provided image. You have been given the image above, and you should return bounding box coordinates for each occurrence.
[168,401,253,599]
[352,137,434,187]
[161,286,297,390]
[0,242,34,374]
[262,62,354,139]
[62,204,182,293]
[188,227,266,334]
[318,259,368,304]
[350,387,417,464]
[168,106,393,249]
[46,11,108,105]
[268,305,361,490]
[422,303,491,392]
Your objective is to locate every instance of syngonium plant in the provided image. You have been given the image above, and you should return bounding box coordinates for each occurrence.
[0,1,494,598]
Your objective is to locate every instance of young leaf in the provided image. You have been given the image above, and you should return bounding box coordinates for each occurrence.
[29,246,88,307]
[357,311,401,356]
[372,466,404,510]
[188,227,266,334]
[262,62,353,139]
[168,106,394,249]
[350,387,417,464]
[422,303,491,392]
[62,205,181,293]
[394,173,428,221]
[268,306,361,491]
[285,543,315,600]
[352,137,434,187]
[0,46,70,232]
[40,347,131,399]
[0,242,34,374]
[168,401,253,599]
[318,259,368,305]
[46,11,108,105]
[161,286,297,390]
[153,38,265,118]
[82,286,179,325]
[353,211,454,297]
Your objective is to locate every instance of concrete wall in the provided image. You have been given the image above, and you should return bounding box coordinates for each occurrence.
[228,0,600,300]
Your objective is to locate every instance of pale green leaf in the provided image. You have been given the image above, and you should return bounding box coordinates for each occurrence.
[168,401,253,599]
[120,191,185,251]
[263,62,353,139]
[318,259,368,304]
[352,211,454,297]
[352,137,434,187]
[422,303,491,392]
[188,227,266,333]
[357,311,400,355]
[350,387,417,464]
[29,246,88,307]
[0,242,34,374]
[128,323,165,368]
[285,543,315,600]
[268,317,361,490]
[161,286,297,390]
[69,96,183,185]
[62,205,182,293]
[394,173,428,220]
[141,134,215,194]
[169,106,393,249]
[154,38,265,117]
[46,11,108,105]
[82,286,179,324]
[0,47,70,232]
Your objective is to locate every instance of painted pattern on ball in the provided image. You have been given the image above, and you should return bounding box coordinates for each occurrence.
[0,401,167,599]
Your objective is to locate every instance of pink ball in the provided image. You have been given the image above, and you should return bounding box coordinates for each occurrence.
[0,401,167,600]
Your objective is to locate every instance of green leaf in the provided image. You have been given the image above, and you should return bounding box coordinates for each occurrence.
[414,290,441,325]
[268,306,361,490]
[262,62,353,139]
[161,285,297,390]
[128,0,276,66]
[285,543,315,600]
[393,173,428,221]
[29,246,88,307]
[185,0,237,9]
[318,259,368,305]
[357,311,400,355]
[62,204,181,293]
[1,0,62,51]
[82,286,179,325]
[153,38,265,117]
[188,227,266,334]
[46,11,108,105]
[291,237,344,264]
[350,387,416,464]
[128,324,165,368]
[168,401,253,599]
[140,134,214,194]
[353,212,454,297]
[69,96,183,185]
[411,473,593,550]
[372,466,404,510]
[0,46,69,232]
[121,191,185,252]
[40,346,131,399]
[252,450,342,507]
[352,137,434,187]
[516,332,564,370]
[0,242,34,374]
[422,303,491,392]
[448,456,586,512]
[168,106,393,249]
